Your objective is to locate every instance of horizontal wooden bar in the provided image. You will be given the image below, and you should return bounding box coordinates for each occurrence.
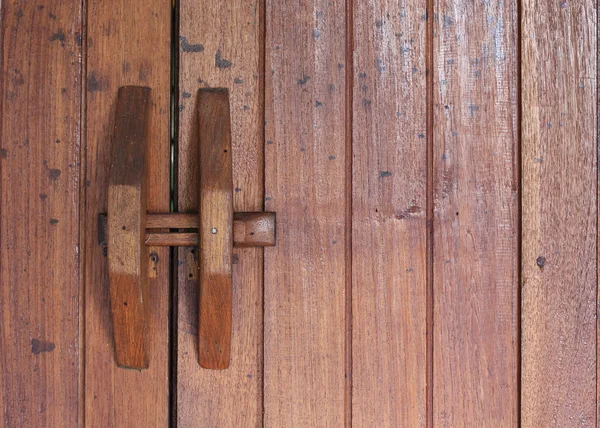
[145,232,199,246]
[100,212,276,248]
[146,212,197,229]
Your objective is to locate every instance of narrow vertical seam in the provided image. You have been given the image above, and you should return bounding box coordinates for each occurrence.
[344,0,354,425]
[425,0,435,426]
[261,0,267,424]
[78,0,89,425]
[168,0,180,425]
[516,0,523,424]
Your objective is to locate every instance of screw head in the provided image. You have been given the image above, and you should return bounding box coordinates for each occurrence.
[211,227,218,234]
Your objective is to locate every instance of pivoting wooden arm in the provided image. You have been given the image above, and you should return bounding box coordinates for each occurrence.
[107,86,151,369]
[106,87,274,370]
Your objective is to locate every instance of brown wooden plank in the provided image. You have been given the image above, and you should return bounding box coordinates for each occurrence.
[521,0,597,425]
[432,0,519,425]
[107,86,151,369]
[0,2,83,426]
[84,0,171,425]
[197,88,234,369]
[351,1,428,426]
[264,0,347,424]
[177,0,264,424]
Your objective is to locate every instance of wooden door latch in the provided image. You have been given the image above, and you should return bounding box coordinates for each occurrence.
[100,86,276,370]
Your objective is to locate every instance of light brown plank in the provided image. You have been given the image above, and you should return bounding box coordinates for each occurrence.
[84,0,171,425]
[107,86,151,369]
[264,0,347,424]
[351,1,428,426]
[432,0,519,425]
[177,0,264,424]
[197,89,234,369]
[0,2,83,426]
[521,0,597,425]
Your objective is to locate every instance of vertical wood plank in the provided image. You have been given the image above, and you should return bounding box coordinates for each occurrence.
[351,1,428,426]
[107,86,151,370]
[197,89,233,370]
[84,0,171,425]
[0,2,83,426]
[177,0,264,425]
[432,0,519,425]
[521,0,597,425]
[264,0,346,425]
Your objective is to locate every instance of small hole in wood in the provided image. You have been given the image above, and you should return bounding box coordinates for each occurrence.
[123,302,128,306]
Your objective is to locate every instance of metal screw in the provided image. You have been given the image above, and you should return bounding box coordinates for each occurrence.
[211,227,218,234]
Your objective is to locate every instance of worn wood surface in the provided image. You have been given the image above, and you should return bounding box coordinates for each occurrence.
[264,0,347,425]
[0,2,83,426]
[107,86,151,369]
[144,212,275,247]
[177,0,264,424]
[521,0,597,425]
[432,0,519,425]
[351,1,428,426]
[197,89,234,369]
[84,0,171,425]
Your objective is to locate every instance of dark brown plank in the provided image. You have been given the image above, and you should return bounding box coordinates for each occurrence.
[84,0,171,425]
[177,0,264,423]
[198,89,234,369]
[432,0,519,425]
[351,1,428,425]
[264,0,347,424]
[521,0,597,425]
[107,86,151,369]
[0,2,83,426]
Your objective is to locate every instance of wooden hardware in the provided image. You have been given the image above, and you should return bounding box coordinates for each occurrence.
[107,86,151,370]
[106,87,275,370]
[99,212,276,247]
[197,89,233,369]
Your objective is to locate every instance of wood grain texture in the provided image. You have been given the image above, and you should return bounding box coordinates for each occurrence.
[351,1,428,426]
[0,2,83,426]
[232,212,276,247]
[521,0,597,425]
[432,0,519,425]
[198,89,234,369]
[264,0,347,424]
[107,86,151,369]
[84,0,171,425]
[177,0,264,424]
[143,212,276,247]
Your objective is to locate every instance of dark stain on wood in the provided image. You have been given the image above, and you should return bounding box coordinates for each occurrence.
[31,339,56,355]
[215,49,232,68]
[180,36,204,53]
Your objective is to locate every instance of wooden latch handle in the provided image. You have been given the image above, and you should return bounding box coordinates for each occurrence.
[197,88,233,369]
[106,87,274,370]
[107,86,151,369]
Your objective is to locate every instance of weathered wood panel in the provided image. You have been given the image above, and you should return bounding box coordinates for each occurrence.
[432,0,519,425]
[0,2,83,426]
[521,0,597,425]
[264,0,347,424]
[177,0,264,425]
[352,0,428,426]
[84,0,171,425]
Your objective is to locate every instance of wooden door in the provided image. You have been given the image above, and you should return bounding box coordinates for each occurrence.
[0,0,597,427]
